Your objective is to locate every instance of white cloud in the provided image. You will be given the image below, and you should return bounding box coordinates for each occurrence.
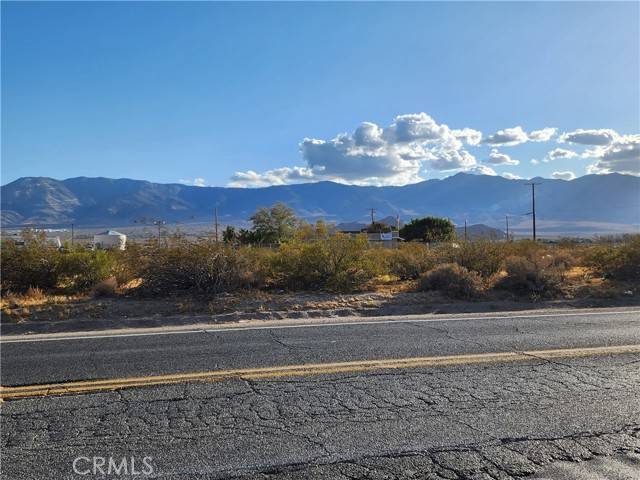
[552,171,576,181]
[178,177,207,187]
[529,128,557,142]
[452,128,482,146]
[485,149,519,165]
[299,135,424,186]
[353,122,385,147]
[427,146,477,171]
[483,126,557,146]
[545,148,578,161]
[231,112,481,187]
[466,165,497,176]
[227,114,637,186]
[484,126,529,146]
[559,128,619,146]
[382,113,449,143]
[584,134,640,175]
[229,167,314,188]
[501,172,522,180]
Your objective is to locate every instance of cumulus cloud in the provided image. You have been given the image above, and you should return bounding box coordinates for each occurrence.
[466,165,497,176]
[552,171,577,181]
[228,167,314,188]
[501,172,522,180]
[584,134,640,175]
[452,128,482,146]
[178,177,207,187]
[484,149,519,165]
[382,113,451,143]
[426,146,477,171]
[483,126,557,146]
[353,122,385,147]
[227,114,637,186]
[545,148,578,161]
[559,128,619,145]
[529,128,557,142]
[484,126,529,146]
[231,112,481,187]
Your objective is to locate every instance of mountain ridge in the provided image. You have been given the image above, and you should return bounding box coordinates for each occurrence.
[2,173,638,235]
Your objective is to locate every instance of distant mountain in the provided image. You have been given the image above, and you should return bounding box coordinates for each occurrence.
[455,224,506,240]
[2,174,639,236]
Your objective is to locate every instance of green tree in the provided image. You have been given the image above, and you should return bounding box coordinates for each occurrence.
[249,202,301,244]
[237,228,259,245]
[400,216,455,243]
[222,225,237,244]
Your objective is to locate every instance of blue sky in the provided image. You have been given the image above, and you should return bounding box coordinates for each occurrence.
[2,2,638,187]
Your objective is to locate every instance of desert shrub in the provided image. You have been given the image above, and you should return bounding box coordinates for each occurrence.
[270,240,325,290]
[235,246,273,289]
[57,248,114,292]
[93,277,118,297]
[137,238,258,295]
[546,250,576,270]
[25,286,46,300]
[270,234,381,292]
[323,234,382,291]
[1,234,119,294]
[108,242,147,286]
[583,235,640,280]
[494,255,565,298]
[418,263,483,299]
[1,237,61,293]
[387,243,437,280]
[505,239,544,259]
[444,240,506,278]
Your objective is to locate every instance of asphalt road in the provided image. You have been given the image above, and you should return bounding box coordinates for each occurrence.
[2,308,640,479]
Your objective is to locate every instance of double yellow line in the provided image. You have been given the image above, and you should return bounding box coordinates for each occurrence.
[3,344,639,400]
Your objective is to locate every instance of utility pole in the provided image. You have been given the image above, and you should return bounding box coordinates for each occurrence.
[525,183,541,241]
[369,208,376,226]
[154,220,164,239]
[464,218,468,241]
[71,223,75,246]
[505,215,510,241]
[214,208,219,242]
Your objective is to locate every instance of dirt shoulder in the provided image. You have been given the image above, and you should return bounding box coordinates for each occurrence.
[2,284,638,337]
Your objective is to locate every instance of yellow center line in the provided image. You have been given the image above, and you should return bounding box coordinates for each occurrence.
[2,344,639,400]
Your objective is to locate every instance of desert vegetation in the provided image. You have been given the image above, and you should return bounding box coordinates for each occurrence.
[2,209,639,312]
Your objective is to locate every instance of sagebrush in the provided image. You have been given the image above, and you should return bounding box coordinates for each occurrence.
[3,229,638,298]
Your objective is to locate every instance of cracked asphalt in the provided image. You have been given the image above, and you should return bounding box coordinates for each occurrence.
[2,308,640,479]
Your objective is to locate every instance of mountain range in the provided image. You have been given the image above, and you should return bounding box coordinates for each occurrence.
[2,174,638,236]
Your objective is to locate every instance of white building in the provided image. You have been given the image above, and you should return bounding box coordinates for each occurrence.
[93,230,127,250]
[46,236,62,249]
